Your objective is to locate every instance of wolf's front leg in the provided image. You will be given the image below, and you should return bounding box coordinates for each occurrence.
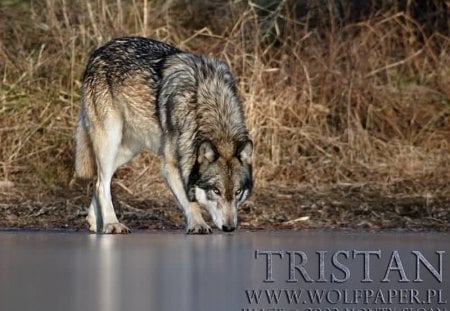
[161,159,212,234]
[185,202,212,234]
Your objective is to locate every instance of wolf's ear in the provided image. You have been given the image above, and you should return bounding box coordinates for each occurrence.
[198,141,217,164]
[238,140,253,165]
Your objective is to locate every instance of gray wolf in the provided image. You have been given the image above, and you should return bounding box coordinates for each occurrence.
[74,37,253,234]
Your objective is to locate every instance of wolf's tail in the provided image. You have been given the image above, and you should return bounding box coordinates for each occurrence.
[74,118,95,179]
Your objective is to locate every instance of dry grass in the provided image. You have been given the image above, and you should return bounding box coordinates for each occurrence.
[1,0,449,206]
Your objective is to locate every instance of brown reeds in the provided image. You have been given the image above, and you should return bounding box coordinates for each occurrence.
[1,0,449,203]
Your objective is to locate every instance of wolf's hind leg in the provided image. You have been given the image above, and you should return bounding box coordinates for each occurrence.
[90,117,132,234]
[86,194,100,232]
[161,155,212,234]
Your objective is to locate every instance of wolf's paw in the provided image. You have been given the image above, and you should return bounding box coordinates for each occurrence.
[103,223,131,234]
[186,222,212,234]
[86,215,97,233]
[88,223,97,233]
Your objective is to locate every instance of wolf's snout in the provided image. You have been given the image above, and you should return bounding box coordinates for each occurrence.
[222,224,235,232]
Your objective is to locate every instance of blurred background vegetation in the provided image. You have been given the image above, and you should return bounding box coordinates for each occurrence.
[0,0,449,229]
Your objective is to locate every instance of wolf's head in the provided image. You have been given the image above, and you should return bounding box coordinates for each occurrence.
[188,139,253,232]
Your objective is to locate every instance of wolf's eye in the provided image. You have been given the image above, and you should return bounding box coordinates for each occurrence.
[235,189,242,196]
[212,187,221,195]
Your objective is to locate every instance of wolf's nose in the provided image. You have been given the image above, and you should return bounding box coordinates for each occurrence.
[222,225,235,232]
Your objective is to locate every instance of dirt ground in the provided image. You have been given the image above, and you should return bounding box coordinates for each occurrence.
[1,182,449,232]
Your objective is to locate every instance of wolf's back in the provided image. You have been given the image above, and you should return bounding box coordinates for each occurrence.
[82,37,181,87]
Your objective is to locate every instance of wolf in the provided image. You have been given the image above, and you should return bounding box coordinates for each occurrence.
[74,37,253,234]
